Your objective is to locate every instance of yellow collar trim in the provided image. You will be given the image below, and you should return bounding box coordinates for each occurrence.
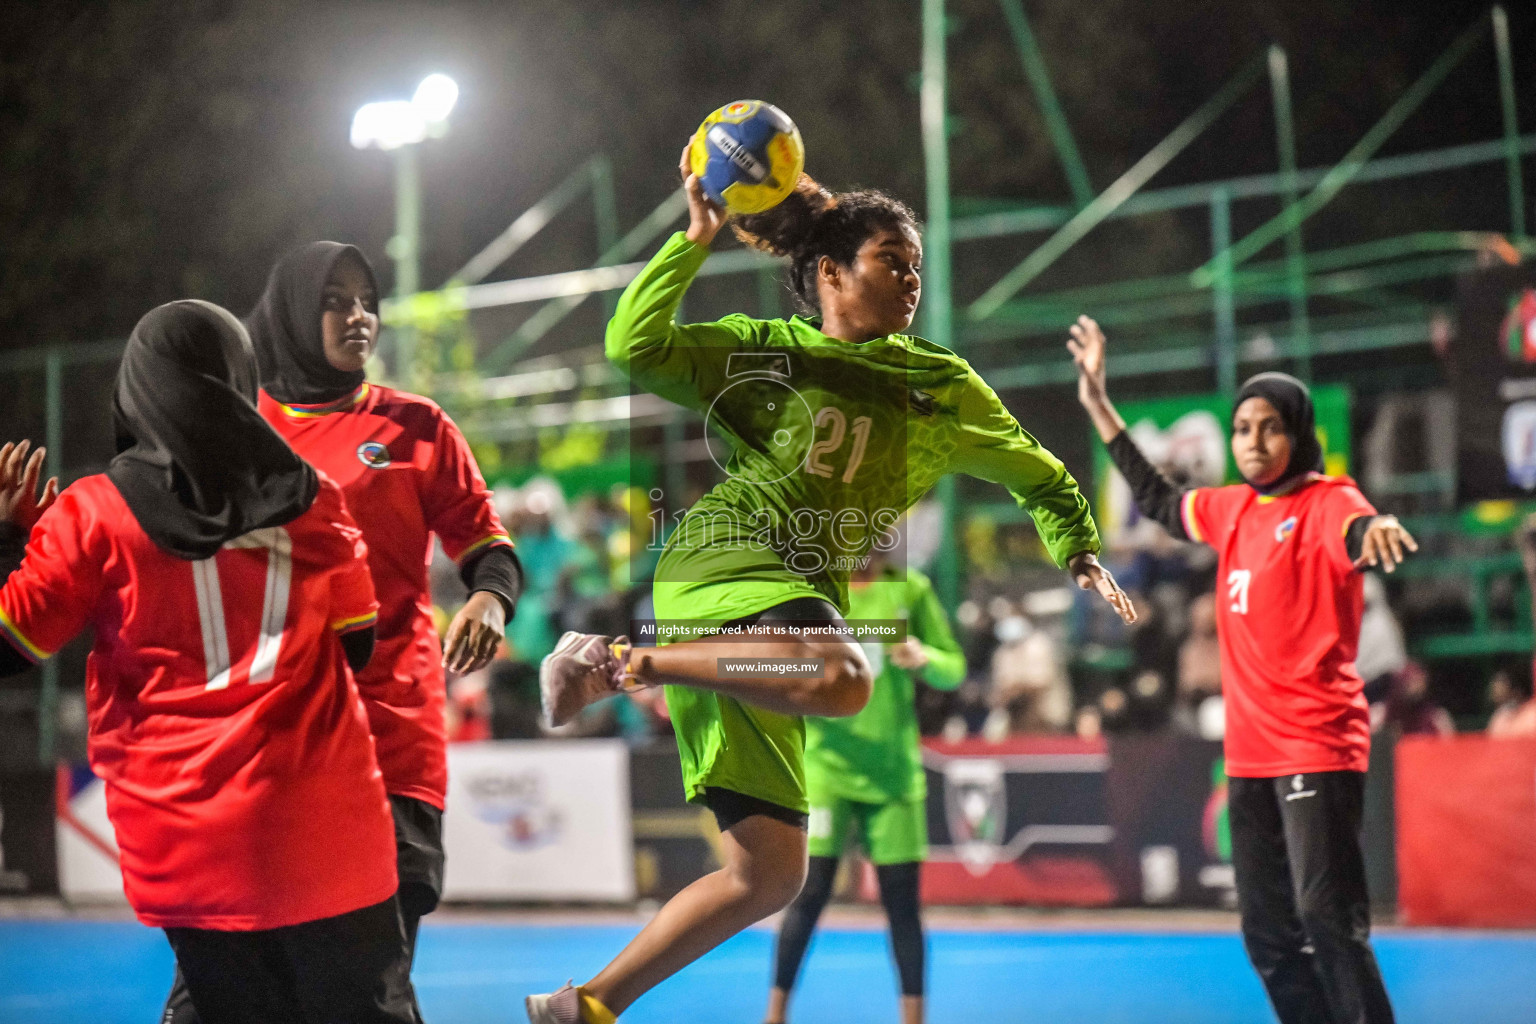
[279,381,369,419]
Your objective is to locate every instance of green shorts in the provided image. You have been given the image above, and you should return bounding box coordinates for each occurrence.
[806,794,928,865]
[654,583,844,816]
[663,684,807,813]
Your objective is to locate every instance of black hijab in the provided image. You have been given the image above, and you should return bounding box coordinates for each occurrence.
[107,300,318,560]
[1233,371,1325,494]
[246,241,379,405]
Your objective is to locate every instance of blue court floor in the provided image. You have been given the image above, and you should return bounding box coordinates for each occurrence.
[2,917,1533,1024]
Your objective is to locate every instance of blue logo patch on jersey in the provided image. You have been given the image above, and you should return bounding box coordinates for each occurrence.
[356,441,391,469]
[1275,516,1298,543]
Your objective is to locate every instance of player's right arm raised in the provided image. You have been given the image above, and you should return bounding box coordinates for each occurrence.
[1069,315,1193,542]
[604,143,765,413]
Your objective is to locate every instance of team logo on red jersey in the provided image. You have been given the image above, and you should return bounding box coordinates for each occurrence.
[356,441,391,469]
[1274,516,1298,543]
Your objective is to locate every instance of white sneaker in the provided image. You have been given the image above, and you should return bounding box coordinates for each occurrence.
[539,632,629,727]
[525,980,583,1023]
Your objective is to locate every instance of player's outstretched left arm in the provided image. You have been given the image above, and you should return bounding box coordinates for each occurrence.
[1351,515,1418,573]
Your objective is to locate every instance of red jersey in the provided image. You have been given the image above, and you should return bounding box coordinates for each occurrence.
[0,474,395,930]
[259,381,512,808]
[1181,474,1377,777]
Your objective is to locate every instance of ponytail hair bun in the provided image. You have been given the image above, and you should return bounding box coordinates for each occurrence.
[729,175,833,258]
[728,176,920,313]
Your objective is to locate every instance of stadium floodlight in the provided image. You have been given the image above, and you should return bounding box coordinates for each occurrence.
[350,75,458,151]
[348,74,459,378]
[412,73,459,126]
[350,99,427,152]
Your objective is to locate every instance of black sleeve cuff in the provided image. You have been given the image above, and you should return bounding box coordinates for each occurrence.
[340,626,375,674]
[1105,430,1191,541]
[0,521,27,585]
[461,546,523,621]
[1344,515,1377,565]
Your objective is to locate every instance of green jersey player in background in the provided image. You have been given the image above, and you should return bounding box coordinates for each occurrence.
[766,554,964,1024]
[526,145,1135,1024]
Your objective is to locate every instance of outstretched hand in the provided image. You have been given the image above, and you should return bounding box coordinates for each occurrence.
[678,141,726,247]
[442,591,507,675]
[1067,315,1109,407]
[0,441,59,532]
[1068,551,1137,624]
[887,636,930,671]
[1066,316,1127,444]
[1353,515,1419,573]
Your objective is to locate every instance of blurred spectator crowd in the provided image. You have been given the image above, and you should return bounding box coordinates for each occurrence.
[430,481,1536,748]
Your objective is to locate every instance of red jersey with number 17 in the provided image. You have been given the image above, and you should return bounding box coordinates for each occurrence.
[0,474,395,930]
[259,382,512,808]
[1181,474,1377,777]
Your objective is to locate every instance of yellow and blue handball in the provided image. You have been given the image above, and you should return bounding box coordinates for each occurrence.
[689,100,805,214]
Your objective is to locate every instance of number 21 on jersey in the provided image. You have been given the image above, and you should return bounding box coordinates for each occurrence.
[806,407,872,483]
[1227,569,1251,615]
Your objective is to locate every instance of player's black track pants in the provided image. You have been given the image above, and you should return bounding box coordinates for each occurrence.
[162,796,442,1023]
[1230,771,1395,1024]
[389,794,446,967]
[161,897,421,1024]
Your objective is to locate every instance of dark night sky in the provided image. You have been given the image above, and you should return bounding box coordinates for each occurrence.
[1,0,1531,347]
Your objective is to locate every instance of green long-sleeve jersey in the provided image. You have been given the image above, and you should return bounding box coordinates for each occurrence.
[806,566,964,804]
[607,232,1100,626]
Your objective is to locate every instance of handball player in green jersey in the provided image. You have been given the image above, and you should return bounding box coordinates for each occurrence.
[765,554,963,1024]
[526,146,1135,1024]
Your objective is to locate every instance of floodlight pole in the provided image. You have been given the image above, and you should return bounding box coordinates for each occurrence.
[1493,6,1527,242]
[391,144,422,382]
[1268,46,1312,381]
[922,0,960,610]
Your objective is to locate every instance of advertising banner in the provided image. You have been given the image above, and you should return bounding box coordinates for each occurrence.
[1451,265,1536,501]
[920,737,1115,906]
[1093,386,1351,545]
[54,763,127,903]
[1396,735,1536,927]
[1105,735,1232,907]
[442,740,635,902]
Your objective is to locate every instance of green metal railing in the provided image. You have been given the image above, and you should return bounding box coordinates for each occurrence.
[1394,552,1532,658]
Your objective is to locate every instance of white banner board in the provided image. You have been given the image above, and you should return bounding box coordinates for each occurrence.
[442,739,635,902]
[56,766,128,904]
